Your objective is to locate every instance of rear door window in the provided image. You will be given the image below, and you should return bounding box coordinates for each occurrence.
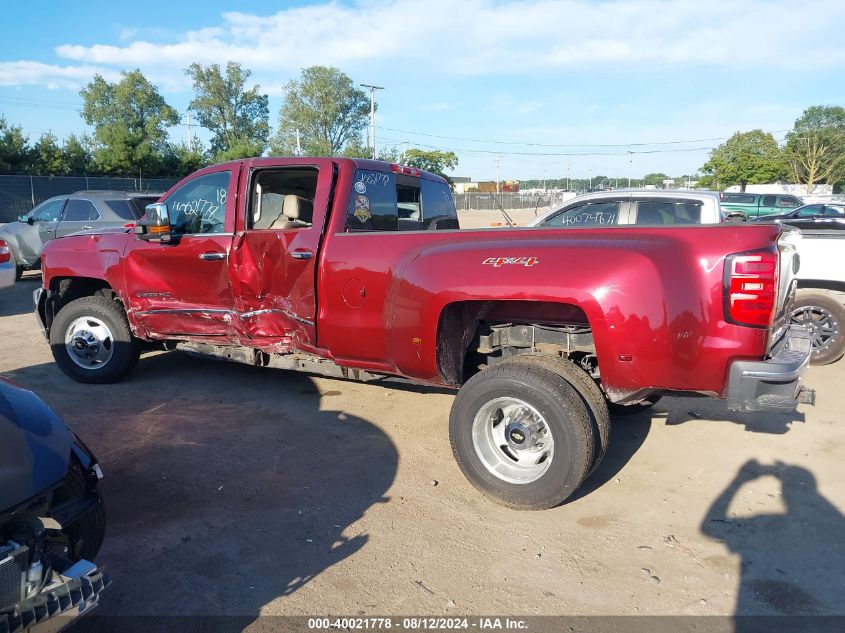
[723,194,756,204]
[634,200,703,225]
[762,195,777,207]
[106,199,142,220]
[63,199,99,221]
[540,201,620,227]
[347,170,400,231]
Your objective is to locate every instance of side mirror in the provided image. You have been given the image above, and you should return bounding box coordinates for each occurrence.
[135,202,173,242]
[19,215,33,224]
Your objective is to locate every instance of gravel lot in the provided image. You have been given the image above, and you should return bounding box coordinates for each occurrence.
[1,238,843,625]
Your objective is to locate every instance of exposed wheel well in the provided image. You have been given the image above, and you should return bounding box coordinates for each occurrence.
[436,300,593,386]
[44,277,116,333]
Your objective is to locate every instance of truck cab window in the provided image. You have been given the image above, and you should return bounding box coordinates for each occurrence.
[420,179,459,229]
[345,169,449,232]
[164,171,230,235]
[347,169,401,231]
[249,168,318,230]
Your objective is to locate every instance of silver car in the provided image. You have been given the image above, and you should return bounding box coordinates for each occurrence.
[0,239,14,289]
[0,191,160,280]
[528,189,732,228]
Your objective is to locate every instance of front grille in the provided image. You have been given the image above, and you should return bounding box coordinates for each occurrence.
[0,549,25,611]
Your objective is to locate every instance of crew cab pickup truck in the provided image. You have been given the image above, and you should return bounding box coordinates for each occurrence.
[34,158,814,510]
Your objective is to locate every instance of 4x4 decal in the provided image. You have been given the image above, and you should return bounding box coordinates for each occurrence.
[482,256,539,268]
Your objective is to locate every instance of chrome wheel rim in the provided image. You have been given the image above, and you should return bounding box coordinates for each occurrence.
[791,305,839,354]
[471,397,553,484]
[65,316,114,369]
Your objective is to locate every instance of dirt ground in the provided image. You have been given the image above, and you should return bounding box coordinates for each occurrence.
[1,258,843,624]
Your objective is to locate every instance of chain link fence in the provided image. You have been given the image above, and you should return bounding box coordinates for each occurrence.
[454,191,573,212]
[0,175,179,223]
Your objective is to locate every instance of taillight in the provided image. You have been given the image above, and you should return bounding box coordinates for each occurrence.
[0,240,10,264]
[724,249,778,327]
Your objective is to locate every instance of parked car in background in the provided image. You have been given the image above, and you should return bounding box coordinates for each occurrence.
[720,192,803,219]
[749,202,845,231]
[0,239,13,290]
[0,378,108,631]
[782,225,845,365]
[528,189,729,227]
[0,191,160,280]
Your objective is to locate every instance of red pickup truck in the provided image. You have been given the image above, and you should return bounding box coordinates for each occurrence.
[35,157,814,509]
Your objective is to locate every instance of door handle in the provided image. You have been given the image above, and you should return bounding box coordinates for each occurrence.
[81,225,93,230]
[290,250,313,260]
[199,252,226,261]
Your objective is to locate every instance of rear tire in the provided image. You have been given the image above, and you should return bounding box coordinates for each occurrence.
[450,361,595,510]
[503,353,610,476]
[790,292,845,366]
[50,295,141,383]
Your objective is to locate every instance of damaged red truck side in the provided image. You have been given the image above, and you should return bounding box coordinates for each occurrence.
[35,157,814,509]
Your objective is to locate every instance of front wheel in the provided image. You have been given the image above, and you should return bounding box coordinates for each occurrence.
[449,362,595,510]
[49,295,141,383]
[790,292,845,366]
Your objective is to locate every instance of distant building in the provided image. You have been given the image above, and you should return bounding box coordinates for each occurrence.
[455,180,520,193]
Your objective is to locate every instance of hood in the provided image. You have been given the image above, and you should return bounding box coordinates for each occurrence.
[0,378,73,511]
[0,220,27,239]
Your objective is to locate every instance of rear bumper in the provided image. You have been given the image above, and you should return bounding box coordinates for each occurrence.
[727,325,815,412]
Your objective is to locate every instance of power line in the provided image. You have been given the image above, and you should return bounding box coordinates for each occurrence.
[0,95,82,112]
[376,124,793,148]
[378,134,718,157]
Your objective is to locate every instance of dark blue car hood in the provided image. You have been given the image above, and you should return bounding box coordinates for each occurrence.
[0,378,73,511]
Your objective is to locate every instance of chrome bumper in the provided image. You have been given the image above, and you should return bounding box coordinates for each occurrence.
[727,325,815,412]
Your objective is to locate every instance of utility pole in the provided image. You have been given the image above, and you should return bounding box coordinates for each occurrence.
[495,155,501,194]
[183,111,196,152]
[295,129,302,156]
[588,168,592,190]
[627,151,633,188]
[360,83,384,159]
[567,163,571,190]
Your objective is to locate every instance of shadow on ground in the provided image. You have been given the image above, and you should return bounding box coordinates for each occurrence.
[4,351,399,630]
[702,459,845,628]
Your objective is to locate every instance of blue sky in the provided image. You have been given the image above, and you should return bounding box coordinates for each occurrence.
[1,0,844,182]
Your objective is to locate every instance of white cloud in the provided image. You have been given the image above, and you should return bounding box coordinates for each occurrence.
[0,61,119,90]
[1,0,842,92]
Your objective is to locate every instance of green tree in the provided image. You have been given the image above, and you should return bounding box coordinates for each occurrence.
[642,172,669,187]
[163,140,208,177]
[0,116,31,174]
[62,134,93,174]
[32,132,68,175]
[271,66,370,156]
[185,62,269,161]
[81,69,179,176]
[699,130,787,190]
[785,105,845,193]
[403,148,458,182]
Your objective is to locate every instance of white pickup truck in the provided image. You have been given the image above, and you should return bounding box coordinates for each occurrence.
[789,228,845,365]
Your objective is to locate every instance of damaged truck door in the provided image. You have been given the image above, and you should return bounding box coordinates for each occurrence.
[227,158,335,348]
[127,168,237,337]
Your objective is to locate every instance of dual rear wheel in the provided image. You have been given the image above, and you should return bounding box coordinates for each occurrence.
[449,354,612,510]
